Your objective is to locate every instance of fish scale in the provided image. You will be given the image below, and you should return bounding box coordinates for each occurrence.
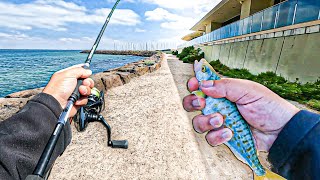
[202,96,265,176]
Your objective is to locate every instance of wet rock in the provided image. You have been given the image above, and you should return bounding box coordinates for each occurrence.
[102,74,124,90]
[6,88,43,98]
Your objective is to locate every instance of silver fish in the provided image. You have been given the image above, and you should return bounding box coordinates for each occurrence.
[192,59,285,180]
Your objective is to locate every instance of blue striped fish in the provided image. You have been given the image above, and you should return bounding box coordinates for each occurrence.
[192,59,285,180]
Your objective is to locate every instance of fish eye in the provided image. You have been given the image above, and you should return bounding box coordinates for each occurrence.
[201,66,206,73]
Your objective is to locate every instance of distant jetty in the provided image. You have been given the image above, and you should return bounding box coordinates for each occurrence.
[80,50,157,57]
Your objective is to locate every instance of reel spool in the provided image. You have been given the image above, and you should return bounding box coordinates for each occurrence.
[73,88,128,149]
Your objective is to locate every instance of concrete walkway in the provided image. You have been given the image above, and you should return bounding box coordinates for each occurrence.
[50,55,252,180]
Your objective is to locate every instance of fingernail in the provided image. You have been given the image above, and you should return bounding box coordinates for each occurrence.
[201,80,214,88]
[192,99,201,107]
[187,81,192,90]
[221,129,232,140]
[83,88,88,95]
[209,116,222,128]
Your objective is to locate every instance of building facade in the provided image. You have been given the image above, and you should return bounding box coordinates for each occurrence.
[179,0,319,83]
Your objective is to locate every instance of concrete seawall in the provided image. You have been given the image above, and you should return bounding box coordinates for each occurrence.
[180,21,320,83]
[199,32,320,83]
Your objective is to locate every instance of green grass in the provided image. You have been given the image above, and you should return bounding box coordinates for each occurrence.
[208,60,320,111]
[306,100,320,111]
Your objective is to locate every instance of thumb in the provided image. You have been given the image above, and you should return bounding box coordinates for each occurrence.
[199,78,258,103]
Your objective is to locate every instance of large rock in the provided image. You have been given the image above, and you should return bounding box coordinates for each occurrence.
[116,72,137,84]
[92,72,115,91]
[6,88,43,98]
[102,74,124,90]
[118,66,136,73]
[135,66,149,76]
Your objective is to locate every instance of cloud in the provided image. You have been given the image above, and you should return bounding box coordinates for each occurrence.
[0,32,30,40]
[0,0,141,31]
[142,0,219,14]
[135,28,147,33]
[108,0,135,3]
[145,8,181,21]
[145,8,197,31]
[143,0,221,32]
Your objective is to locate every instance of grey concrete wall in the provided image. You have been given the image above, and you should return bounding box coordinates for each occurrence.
[210,45,221,61]
[202,46,213,61]
[219,43,232,66]
[276,33,320,83]
[196,32,319,83]
[243,37,284,74]
[228,41,249,69]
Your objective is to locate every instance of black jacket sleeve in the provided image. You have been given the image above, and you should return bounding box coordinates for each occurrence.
[268,110,320,180]
[0,93,72,180]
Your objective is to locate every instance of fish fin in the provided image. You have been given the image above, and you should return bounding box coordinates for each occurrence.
[192,90,206,98]
[254,169,286,180]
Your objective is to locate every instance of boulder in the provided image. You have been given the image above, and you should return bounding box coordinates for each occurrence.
[116,72,136,84]
[92,72,115,91]
[155,62,161,70]
[135,66,149,76]
[6,88,44,98]
[118,66,136,73]
[102,74,124,90]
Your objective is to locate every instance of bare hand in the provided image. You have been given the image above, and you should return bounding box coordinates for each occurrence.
[43,64,94,117]
[183,77,300,152]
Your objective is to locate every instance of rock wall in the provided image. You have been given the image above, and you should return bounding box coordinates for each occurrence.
[0,54,164,121]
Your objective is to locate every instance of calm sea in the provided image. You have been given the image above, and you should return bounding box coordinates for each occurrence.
[0,49,143,97]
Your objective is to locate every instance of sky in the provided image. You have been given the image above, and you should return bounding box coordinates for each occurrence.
[0,0,220,50]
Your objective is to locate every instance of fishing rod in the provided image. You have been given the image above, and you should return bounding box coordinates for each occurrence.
[25,0,121,179]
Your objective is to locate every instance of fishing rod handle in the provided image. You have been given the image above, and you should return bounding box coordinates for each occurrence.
[69,64,90,102]
[69,80,83,102]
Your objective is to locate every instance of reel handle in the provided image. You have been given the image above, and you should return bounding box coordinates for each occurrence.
[110,140,128,149]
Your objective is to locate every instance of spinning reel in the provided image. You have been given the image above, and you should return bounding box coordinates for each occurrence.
[73,88,128,149]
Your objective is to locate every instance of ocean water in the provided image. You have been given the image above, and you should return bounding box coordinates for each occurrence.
[0,49,143,97]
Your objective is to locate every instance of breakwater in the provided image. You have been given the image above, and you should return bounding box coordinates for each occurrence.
[80,50,157,57]
[0,53,164,121]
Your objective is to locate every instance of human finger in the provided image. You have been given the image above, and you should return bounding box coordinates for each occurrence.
[79,85,91,96]
[192,113,224,134]
[83,78,95,88]
[200,78,261,103]
[61,67,92,79]
[187,77,199,92]
[205,128,233,146]
[75,97,89,106]
[183,94,206,112]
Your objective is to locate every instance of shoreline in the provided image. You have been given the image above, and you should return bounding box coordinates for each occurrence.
[80,50,158,57]
[0,53,164,121]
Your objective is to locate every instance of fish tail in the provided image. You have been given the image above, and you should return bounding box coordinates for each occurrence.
[254,169,286,180]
